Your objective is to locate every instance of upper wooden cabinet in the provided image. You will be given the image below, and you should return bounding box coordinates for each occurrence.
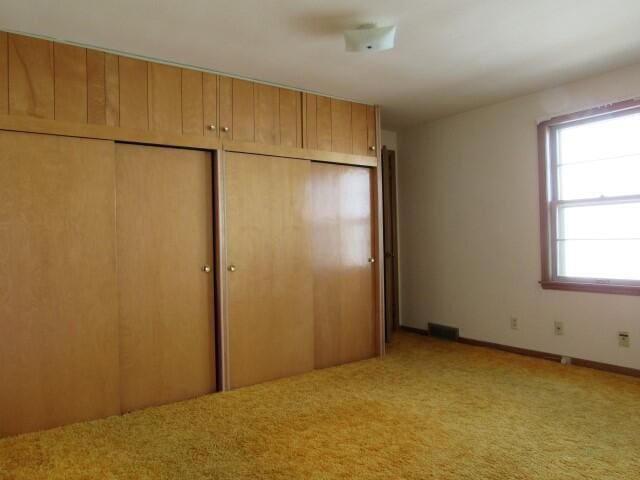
[304,93,377,157]
[217,77,302,147]
[0,32,374,154]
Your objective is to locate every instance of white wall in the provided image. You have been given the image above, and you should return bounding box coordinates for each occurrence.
[397,62,640,369]
[381,130,398,151]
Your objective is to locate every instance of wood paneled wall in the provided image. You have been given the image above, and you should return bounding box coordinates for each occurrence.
[0,32,377,156]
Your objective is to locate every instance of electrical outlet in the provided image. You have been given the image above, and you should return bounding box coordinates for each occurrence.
[619,332,630,348]
[510,316,518,330]
[554,321,564,336]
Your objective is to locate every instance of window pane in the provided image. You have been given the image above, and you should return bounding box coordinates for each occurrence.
[557,155,640,200]
[558,112,640,165]
[557,202,640,280]
[557,203,640,240]
[557,239,640,281]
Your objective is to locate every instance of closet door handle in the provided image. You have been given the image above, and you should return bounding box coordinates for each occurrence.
[227,265,236,272]
[368,257,375,263]
[202,265,211,273]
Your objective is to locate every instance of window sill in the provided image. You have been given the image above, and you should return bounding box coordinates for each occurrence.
[540,280,640,296]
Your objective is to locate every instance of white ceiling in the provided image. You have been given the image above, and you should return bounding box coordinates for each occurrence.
[2,0,640,129]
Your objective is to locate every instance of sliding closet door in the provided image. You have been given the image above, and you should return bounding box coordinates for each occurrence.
[312,162,377,368]
[225,152,314,389]
[0,131,119,437]
[116,144,215,412]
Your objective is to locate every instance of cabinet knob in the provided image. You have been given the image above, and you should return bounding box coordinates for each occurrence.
[208,124,217,130]
[202,265,212,273]
[222,126,230,132]
[369,145,376,152]
[368,257,375,263]
[227,265,236,272]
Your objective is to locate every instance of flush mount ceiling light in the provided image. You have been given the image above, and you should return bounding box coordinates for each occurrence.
[344,24,397,52]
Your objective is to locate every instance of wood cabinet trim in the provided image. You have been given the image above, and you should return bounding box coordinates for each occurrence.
[0,113,220,150]
[223,139,377,167]
[374,105,385,357]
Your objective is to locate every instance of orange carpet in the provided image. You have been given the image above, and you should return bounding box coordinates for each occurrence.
[1,332,639,479]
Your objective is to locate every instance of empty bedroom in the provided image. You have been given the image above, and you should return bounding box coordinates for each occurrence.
[0,1,638,479]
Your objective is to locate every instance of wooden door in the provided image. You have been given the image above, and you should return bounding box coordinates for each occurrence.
[311,162,377,368]
[224,152,314,389]
[0,131,119,437]
[382,147,400,340]
[116,143,215,412]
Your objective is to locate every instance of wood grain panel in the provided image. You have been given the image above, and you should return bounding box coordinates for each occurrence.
[280,89,301,148]
[311,162,376,368]
[0,131,119,437]
[0,32,7,114]
[254,83,279,145]
[203,73,218,136]
[105,53,119,126]
[54,43,87,123]
[331,99,352,154]
[304,93,317,149]
[148,63,182,134]
[218,75,232,138]
[119,56,148,130]
[182,69,203,135]
[366,105,377,156]
[225,152,314,389]
[117,143,215,412]
[316,95,332,151]
[232,79,255,141]
[351,102,368,156]
[87,50,106,124]
[8,34,54,119]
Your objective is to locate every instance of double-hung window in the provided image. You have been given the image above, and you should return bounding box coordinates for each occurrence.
[539,100,640,295]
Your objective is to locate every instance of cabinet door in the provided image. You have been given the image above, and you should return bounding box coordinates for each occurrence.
[148,63,182,134]
[116,143,215,412]
[181,68,204,136]
[119,56,148,130]
[279,88,301,148]
[331,99,352,154]
[8,34,54,119]
[225,152,314,389]
[54,43,87,123]
[203,73,218,137]
[317,95,333,151]
[231,79,255,141]
[0,131,119,437]
[218,76,233,139]
[254,83,280,145]
[311,162,377,368]
[366,105,377,157]
[351,102,368,156]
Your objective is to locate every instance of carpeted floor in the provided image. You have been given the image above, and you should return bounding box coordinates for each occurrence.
[1,332,639,479]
